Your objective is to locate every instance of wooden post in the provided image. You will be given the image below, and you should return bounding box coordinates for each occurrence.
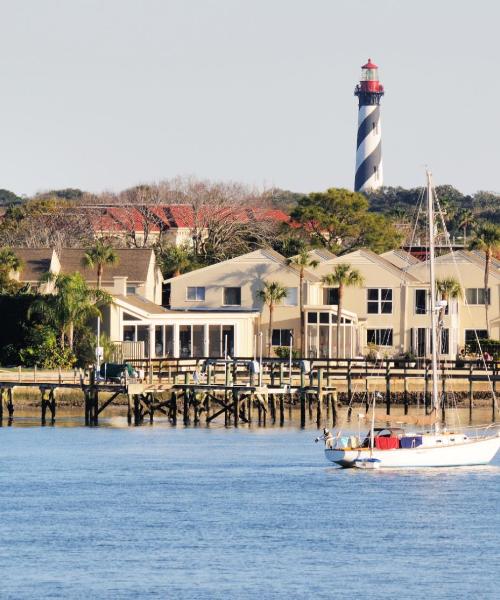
[330,390,337,427]
[403,362,409,415]
[134,394,141,426]
[385,360,391,415]
[270,394,276,423]
[34,365,37,383]
[183,391,190,426]
[41,388,47,425]
[0,388,4,422]
[347,362,353,421]
[247,395,253,424]
[127,394,133,425]
[424,361,430,415]
[149,392,154,424]
[441,365,446,423]
[233,390,240,427]
[18,366,22,383]
[279,362,284,387]
[468,364,473,422]
[279,394,284,427]
[316,368,323,427]
[300,369,306,428]
[6,388,14,422]
[171,391,177,425]
[49,388,56,424]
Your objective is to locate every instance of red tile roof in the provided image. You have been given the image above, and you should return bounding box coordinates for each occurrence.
[91,204,291,233]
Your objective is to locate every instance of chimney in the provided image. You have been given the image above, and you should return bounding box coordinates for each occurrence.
[113,276,128,296]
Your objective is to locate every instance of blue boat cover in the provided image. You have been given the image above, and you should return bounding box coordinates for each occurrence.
[400,436,423,449]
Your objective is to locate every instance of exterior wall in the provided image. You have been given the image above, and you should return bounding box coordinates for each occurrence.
[314,250,409,355]
[167,250,315,351]
[407,254,500,347]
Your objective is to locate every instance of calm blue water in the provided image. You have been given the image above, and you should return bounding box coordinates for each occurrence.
[0,422,499,599]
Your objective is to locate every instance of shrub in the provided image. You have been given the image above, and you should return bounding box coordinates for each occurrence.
[274,346,300,359]
[19,325,76,369]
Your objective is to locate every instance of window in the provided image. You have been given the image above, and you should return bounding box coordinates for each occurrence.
[223,287,241,306]
[123,312,140,321]
[415,289,427,314]
[440,329,449,355]
[465,288,490,305]
[186,286,205,301]
[272,329,292,347]
[367,329,393,346]
[126,285,136,295]
[465,330,488,345]
[367,288,392,314]
[284,287,298,306]
[323,287,339,305]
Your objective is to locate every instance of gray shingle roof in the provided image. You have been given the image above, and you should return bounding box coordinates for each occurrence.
[59,248,154,283]
[14,248,54,281]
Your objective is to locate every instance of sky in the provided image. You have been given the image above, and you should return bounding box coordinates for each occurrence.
[0,0,498,197]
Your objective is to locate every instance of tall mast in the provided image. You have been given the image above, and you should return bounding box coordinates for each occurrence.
[426,170,440,423]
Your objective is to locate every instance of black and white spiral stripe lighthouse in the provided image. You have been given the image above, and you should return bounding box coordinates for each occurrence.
[354,59,384,192]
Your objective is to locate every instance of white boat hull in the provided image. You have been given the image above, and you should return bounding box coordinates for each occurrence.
[325,434,500,468]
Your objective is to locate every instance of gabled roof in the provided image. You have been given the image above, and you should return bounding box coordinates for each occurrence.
[381,249,420,268]
[163,248,321,284]
[59,248,155,283]
[319,248,420,282]
[408,250,500,280]
[13,248,55,281]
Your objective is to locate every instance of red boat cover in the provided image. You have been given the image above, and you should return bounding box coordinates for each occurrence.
[375,437,400,450]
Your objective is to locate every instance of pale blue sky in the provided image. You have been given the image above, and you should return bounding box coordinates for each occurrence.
[0,0,498,196]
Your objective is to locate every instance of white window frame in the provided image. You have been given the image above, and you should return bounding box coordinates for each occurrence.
[186,286,205,302]
[367,288,393,314]
[367,328,393,346]
[272,329,293,347]
[465,288,490,305]
[223,287,241,306]
[283,287,298,306]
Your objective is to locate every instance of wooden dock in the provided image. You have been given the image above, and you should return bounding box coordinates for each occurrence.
[0,357,498,427]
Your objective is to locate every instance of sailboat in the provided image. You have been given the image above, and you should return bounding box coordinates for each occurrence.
[323,171,500,468]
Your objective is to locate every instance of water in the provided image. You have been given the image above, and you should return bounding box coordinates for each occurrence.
[0,420,499,599]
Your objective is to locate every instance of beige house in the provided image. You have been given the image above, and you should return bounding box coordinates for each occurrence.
[12,246,499,360]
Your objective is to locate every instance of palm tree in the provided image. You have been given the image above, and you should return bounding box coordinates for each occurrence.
[0,248,24,293]
[322,264,364,358]
[0,247,23,274]
[83,242,118,363]
[29,272,111,350]
[160,244,193,277]
[256,281,288,357]
[83,241,118,290]
[458,209,475,246]
[469,223,500,336]
[436,277,463,354]
[287,249,319,356]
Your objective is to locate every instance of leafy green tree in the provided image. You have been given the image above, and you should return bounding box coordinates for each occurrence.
[291,188,402,254]
[457,209,475,245]
[83,241,118,290]
[322,264,364,358]
[29,272,111,350]
[19,325,76,368]
[256,282,288,357]
[287,249,319,355]
[0,189,22,205]
[158,243,196,278]
[469,223,500,335]
[0,247,24,294]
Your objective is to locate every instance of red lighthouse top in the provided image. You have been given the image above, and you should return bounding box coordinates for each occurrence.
[359,58,383,93]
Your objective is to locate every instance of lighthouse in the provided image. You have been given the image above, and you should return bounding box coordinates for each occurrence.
[354,59,384,192]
